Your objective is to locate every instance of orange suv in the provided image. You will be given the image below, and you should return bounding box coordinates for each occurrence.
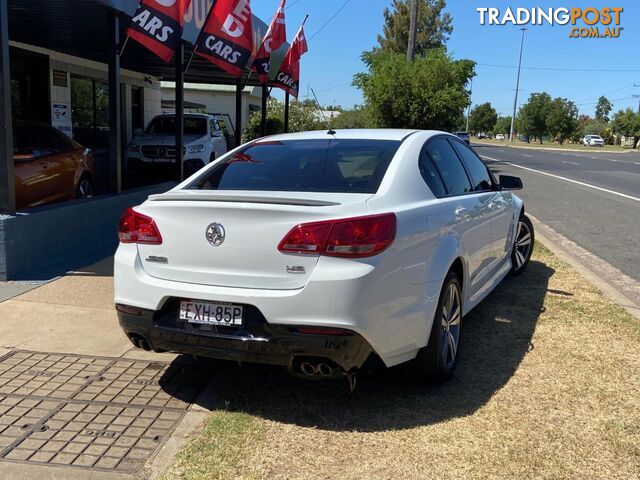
[13,121,95,210]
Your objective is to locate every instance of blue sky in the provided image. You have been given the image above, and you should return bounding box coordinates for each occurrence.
[251,0,640,117]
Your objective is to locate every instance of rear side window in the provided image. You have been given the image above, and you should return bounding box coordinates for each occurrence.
[190,139,401,194]
[449,140,493,192]
[419,150,446,197]
[424,138,472,196]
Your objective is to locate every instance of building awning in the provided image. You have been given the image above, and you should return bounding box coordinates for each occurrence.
[7,0,285,86]
[161,99,206,110]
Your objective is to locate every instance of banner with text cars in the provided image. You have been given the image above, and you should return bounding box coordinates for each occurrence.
[127,0,193,62]
[253,0,287,84]
[273,19,308,98]
[194,0,255,78]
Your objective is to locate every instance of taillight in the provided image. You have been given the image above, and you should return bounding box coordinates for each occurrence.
[278,213,396,258]
[118,207,163,244]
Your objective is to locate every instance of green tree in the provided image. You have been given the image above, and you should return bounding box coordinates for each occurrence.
[244,97,324,141]
[545,98,578,145]
[517,92,552,143]
[493,116,512,135]
[377,0,453,56]
[595,95,613,123]
[468,102,497,134]
[611,108,640,148]
[353,49,475,131]
[332,106,372,129]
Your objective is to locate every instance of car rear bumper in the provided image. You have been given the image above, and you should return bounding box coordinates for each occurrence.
[116,302,374,373]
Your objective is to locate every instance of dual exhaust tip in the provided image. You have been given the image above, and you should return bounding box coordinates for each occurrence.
[130,334,151,351]
[300,361,334,377]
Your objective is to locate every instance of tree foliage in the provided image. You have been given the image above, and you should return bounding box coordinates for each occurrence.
[493,116,512,135]
[611,108,640,147]
[332,106,372,129]
[468,102,497,134]
[244,97,324,141]
[353,49,475,131]
[595,96,613,123]
[517,93,552,143]
[545,98,578,145]
[377,0,453,56]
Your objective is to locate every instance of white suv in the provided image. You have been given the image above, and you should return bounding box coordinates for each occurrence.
[127,113,228,177]
[582,134,604,147]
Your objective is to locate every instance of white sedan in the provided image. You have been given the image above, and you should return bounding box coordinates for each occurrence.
[114,130,534,382]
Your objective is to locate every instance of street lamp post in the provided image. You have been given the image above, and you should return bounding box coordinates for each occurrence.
[466,78,473,133]
[509,27,527,142]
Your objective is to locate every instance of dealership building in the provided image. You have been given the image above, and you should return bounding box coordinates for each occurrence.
[0,0,281,280]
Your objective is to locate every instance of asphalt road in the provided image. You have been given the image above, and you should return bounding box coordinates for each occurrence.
[473,144,640,284]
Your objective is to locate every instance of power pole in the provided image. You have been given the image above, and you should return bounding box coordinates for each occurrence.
[465,77,473,132]
[407,0,418,62]
[634,83,640,113]
[509,27,527,142]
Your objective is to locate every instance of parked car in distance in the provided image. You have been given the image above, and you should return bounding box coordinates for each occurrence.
[495,133,506,141]
[126,113,228,178]
[13,121,95,210]
[115,129,534,384]
[476,132,486,139]
[454,131,471,144]
[582,134,604,147]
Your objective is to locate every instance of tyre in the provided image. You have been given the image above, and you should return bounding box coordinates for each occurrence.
[414,270,463,382]
[76,175,94,199]
[510,214,534,275]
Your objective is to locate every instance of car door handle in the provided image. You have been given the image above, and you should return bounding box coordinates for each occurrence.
[455,207,468,221]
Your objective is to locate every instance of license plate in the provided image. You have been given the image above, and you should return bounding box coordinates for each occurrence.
[152,158,174,164]
[179,300,243,326]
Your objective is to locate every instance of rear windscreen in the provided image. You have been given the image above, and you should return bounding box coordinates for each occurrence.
[189,139,401,194]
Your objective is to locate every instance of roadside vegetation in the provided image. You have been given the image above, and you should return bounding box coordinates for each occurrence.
[161,243,640,480]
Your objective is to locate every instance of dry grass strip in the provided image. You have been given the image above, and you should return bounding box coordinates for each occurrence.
[162,243,639,480]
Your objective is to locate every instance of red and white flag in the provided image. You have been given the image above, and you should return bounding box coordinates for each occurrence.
[252,0,287,84]
[273,18,308,98]
[127,0,192,62]
[194,0,254,78]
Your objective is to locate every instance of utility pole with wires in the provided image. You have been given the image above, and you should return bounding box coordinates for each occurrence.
[407,0,418,62]
[634,83,640,113]
[509,27,527,142]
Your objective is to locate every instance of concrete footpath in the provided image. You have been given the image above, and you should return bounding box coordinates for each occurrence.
[0,258,217,480]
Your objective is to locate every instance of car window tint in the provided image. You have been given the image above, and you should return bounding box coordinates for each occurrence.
[450,140,493,192]
[419,149,446,197]
[424,138,472,195]
[14,125,67,158]
[190,139,401,194]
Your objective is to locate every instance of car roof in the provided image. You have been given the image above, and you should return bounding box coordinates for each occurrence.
[262,129,447,142]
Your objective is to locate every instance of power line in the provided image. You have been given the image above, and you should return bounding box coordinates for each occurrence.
[285,0,303,11]
[477,63,640,73]
[576,95,634,107]
[317,81,352,93]
[309,0,354,41]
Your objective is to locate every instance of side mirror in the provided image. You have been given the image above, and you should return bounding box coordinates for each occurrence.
[499,175,523,190]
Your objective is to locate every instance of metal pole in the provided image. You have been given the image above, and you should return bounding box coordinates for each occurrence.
[465,77,473,133]
[260,82,268,136]
[175,43,184,182]
[509,27,527,142]
[235,78,242,147]
[407,0,418,62]
[0,0,14,215]
[284,92,290,133]
[107,11,122,193]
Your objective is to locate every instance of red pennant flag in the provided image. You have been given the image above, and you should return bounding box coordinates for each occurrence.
[194,0,254,78]
[273,19,308,98]
[253,0,287,84]
[127,0,192,62]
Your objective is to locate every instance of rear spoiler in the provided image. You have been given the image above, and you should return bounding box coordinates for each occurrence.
[147,192,340,207]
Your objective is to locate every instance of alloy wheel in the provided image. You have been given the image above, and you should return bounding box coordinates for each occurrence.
[440,282,461,370]
[514,220,532,269]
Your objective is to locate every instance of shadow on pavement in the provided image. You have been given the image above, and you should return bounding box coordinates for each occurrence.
[205,260,554,432]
